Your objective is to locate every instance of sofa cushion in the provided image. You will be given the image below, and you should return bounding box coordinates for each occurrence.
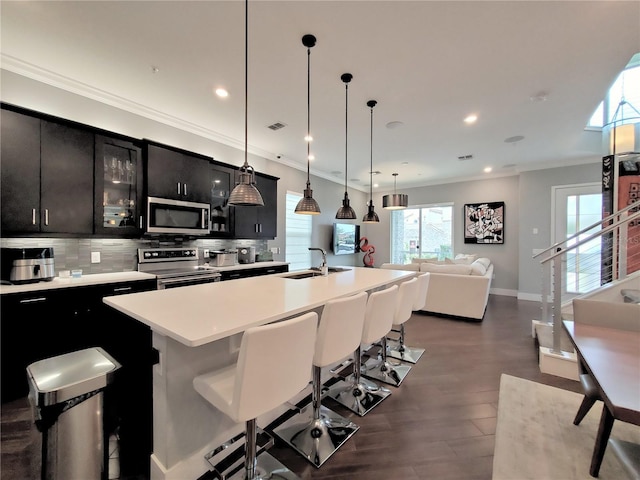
[454,253,477,264]
[419,263,473,275]
[470,262,487,276]
[475,257,491,268]
[411,257,441,264]
[380,263,420,271]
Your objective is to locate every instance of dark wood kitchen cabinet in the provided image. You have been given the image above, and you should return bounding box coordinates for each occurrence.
[231,172,278,239]
[95,135,144,235]
[1,278,157,478]
[0,108,41,233]
[0,107,94,234]
[144,140,212,204]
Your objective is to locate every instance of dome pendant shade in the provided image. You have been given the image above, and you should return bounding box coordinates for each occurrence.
[383,172,408,210]
[229,166,264,206]
[336,193,356,219]
[296,34,321,215]
[228,0,263,207]
[383,193,409,210]
[362,203,380,223]
[295,185,321,215]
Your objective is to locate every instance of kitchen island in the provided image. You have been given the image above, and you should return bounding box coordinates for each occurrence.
[103,266,413,480]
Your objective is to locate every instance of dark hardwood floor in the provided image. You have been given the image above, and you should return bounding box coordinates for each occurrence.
[1,295,581,480]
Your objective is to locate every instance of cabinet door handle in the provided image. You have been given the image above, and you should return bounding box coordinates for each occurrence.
[229,273,241,278]
[44,209,49,226]
[177,182,181,195]
[139,216,144,229]
[20,297,47,304]
[32,208,37,225]
[183,183,188,196]
[113,286,132,293]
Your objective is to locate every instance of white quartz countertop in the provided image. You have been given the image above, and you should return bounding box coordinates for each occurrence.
[103,267,413,347]
[0,271,157,295]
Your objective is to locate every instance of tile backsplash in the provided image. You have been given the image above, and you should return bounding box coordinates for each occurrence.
[0,237,268,274]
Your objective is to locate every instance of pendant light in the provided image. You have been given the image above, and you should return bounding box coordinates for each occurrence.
[336,73,357,219]
[362,100,380,223]
[383,173,409,209]
[228,0,264,207]
[295,34,321,215]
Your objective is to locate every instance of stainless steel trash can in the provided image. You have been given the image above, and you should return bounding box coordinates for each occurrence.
[27,347,121,480]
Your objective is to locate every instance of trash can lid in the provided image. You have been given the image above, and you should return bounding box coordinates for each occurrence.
[27,347,121,406]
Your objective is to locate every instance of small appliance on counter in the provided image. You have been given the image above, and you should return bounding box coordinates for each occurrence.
[209,250,238,267]
[237,246,256,264]
[1,247,55,284]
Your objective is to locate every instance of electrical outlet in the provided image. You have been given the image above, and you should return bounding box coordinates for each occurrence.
[203,249,210,258]
[91,251,101,263]
[270,247,280,254]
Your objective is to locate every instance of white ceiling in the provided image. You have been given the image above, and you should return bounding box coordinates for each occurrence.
[1,1,639,192]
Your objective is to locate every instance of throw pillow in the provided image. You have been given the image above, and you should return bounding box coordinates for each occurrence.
[454,253,477,264]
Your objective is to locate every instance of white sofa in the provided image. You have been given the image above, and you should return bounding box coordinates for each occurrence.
[380,256,493,321]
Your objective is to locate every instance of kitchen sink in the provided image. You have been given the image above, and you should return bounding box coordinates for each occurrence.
[283,267,351,280]
[284,272,323,279]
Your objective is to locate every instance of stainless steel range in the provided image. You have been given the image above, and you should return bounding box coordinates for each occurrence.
[137,247,221,289]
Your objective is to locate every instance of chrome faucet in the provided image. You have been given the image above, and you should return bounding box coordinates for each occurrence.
[309,248,328,275]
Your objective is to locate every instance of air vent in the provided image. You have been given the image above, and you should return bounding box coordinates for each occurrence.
[457,154,474,161]
[267,122,286,131]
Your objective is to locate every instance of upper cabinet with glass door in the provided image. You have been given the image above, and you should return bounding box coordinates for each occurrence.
[94,135,144,236]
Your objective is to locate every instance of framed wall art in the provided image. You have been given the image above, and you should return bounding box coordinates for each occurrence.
[464,201,505,244]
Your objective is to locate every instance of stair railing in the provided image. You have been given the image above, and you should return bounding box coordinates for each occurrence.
[535,207,640,354]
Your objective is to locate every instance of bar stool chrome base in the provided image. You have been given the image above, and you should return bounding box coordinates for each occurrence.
[387,324,425,364]
[327,374,391,416]
[204,427,298,480]
[225,452,299,480]
[388,344,425,364]
[274,404,359,468]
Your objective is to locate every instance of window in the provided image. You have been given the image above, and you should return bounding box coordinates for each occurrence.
[285,191,312,271]
[390,204,453,264]
[587,53,640,128]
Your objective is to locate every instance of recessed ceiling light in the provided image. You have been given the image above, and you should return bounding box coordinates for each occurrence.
[304,135,313,142]
[530,91,548,102]
[373,183,379,188]
[308,154,315,161]
[401,161,409,165]
[151,66,160,74]
[215,88,229,98]
[484,167,492,173]
[386,121,404,129]
[464,114,478,124]
[504,135,525,143]
[370,170,382,175]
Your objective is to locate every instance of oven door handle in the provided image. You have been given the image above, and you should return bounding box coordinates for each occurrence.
[157,275,221,288]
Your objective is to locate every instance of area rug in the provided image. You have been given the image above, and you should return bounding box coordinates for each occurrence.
[493,374,640,480]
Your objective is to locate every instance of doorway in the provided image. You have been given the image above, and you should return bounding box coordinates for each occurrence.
[552,183,602,294]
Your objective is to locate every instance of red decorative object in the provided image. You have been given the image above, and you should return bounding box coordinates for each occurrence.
[359,237,376,267]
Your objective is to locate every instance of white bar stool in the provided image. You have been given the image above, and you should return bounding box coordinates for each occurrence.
[274,291,368,468]
[193,312,318,480]
[388,273,428,364]
[328,284,398,416]
[363,278,416,387]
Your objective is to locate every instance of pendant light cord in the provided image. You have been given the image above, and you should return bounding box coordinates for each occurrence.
[344,82,349,194]
[369,104,373,204]
[306,46,311,188]
[243,0,249,170]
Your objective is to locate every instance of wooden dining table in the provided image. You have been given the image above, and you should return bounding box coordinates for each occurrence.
[562,320,640,477]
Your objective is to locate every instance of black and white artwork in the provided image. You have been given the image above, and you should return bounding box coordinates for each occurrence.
[464,202,505,244]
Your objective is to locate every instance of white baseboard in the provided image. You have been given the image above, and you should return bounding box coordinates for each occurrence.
[490,288,518,297]
[539,347,579,381]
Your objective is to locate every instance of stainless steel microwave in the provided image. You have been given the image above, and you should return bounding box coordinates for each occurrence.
[146,197,210,235]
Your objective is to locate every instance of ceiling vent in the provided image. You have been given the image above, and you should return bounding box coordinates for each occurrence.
[457,154,474,161]
[267,122,286,131]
